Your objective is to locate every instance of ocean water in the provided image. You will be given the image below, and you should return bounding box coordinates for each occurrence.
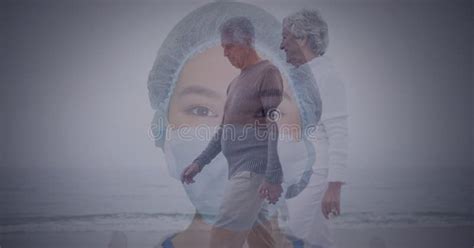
[0,164,473,234]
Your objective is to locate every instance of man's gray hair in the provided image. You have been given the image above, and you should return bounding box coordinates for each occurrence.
[283,9,329,56]
[219,16,255,46]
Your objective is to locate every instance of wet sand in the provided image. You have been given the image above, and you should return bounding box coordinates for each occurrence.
[1,226,472,248]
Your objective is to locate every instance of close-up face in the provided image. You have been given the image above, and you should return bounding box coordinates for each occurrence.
[280,26,306,66]
[164,45,304,220]
[167,45,301,136]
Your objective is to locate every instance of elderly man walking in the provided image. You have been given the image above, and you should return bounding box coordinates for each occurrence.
[181,17,284,248]
[280,9,349,248]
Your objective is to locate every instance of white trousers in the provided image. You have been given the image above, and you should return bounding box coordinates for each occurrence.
[284,169,334,248]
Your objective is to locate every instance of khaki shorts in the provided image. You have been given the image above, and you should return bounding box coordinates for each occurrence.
[213,171,268,231]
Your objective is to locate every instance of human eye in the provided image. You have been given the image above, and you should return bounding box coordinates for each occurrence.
[184,105,218,117]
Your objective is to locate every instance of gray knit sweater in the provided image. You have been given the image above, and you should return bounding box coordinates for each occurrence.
[192,60,284,184]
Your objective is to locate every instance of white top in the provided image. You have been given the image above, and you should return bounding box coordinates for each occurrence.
[307,56,349,183]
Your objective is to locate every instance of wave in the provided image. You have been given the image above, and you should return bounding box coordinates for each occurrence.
[332,211,474,228]
[0,212,194,226]
[1,211,473,233]
[0,212,194,234]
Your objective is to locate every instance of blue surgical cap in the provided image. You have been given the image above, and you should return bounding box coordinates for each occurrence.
[148,1,322,148]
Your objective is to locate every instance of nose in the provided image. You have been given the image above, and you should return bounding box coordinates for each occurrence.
[279,40,285,50]
[223,47,229,57]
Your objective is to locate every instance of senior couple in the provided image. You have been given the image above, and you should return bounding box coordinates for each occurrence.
[149,3,348,248]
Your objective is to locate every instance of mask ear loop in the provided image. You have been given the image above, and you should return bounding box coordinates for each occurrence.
[284,136,316,199]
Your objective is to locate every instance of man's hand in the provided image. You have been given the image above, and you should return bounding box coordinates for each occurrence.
[180,163,201,184]
[258,181,283,204]
[322,181,343,219]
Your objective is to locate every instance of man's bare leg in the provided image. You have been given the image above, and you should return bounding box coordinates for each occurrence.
[210,171,265,248]
[246,220,274,248]
[210,226,249,248]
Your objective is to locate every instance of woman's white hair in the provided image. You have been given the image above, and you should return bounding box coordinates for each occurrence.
[283,9,329,56]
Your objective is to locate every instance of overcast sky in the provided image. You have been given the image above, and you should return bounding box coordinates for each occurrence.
[1,0,472,171]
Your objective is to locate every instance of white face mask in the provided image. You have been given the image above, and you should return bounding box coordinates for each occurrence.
[163,128,316,223]
[164,128,228,224]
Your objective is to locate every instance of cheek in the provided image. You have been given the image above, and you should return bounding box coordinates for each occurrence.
[234,50,242,59]
[278,101,301,127]
[167,99,180,126]
[279,109,300,127]
[278,110,302,140]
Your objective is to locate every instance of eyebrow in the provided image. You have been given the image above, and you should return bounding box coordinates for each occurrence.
[177,85,222,99]
[177,85,292,101]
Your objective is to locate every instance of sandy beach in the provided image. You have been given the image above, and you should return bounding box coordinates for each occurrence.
[1,226,472,248]
[333,226,473,248]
